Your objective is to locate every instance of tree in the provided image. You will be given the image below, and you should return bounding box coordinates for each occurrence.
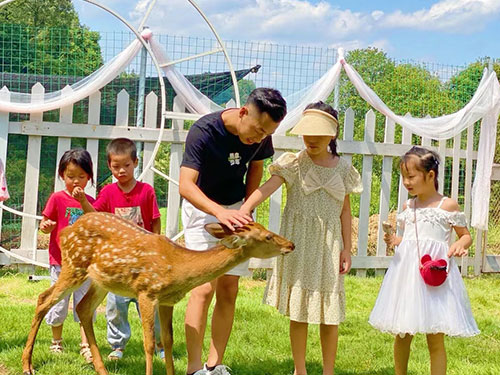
[0,0,79,28]
[0,0,102,76]
[214,79,257,105]
[0,1,103,212]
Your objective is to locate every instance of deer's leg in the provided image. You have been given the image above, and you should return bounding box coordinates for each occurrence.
[158,304,175,375]
[22,273,82,374]
[138,293,157,375]
[76,282,108,375]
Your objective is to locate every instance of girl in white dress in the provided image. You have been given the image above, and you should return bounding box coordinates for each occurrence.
[369,146,479,375]
[241,102,362,375]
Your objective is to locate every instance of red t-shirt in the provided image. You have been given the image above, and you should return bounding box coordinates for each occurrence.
[42,191,96,265]
[92,181,160,232]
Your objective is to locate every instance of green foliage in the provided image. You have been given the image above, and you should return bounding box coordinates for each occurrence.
[213,79,257,104]
[0,0,102,76]
[0,274,499,374]
[0,0,79,28]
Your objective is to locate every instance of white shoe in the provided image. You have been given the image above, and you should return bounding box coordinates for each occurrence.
[190,368,209,375]
[205,364,232,375]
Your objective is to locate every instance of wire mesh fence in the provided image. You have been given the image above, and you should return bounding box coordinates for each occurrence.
[0,24,499,251]
[489,180,500,255]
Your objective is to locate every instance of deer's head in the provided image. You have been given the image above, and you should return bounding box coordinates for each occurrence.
[204,222,294,258]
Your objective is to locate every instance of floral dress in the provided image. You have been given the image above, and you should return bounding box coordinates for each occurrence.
[369,197,479,337]
[264,151,362,324]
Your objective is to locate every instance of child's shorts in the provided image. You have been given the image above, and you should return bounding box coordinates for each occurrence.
[181,200,251,277]
[45,265,95,326]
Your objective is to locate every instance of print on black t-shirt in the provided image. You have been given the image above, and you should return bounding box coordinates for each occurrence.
[181,111,274,205]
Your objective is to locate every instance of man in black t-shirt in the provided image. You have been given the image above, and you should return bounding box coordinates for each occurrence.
[179,88,287,375]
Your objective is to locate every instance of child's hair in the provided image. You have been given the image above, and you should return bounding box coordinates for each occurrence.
[107,138,137,162]
[401,146,440,190]
[304,101,339,157]
[58,149,94,184]
[245,88,287,122]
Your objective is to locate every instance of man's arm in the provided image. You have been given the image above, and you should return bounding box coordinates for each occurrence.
[179,166,251,230]
[245,159,264,199]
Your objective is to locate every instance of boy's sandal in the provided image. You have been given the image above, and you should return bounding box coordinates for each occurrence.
[49,339,63,354]
[107,348,124,360]
[79,343,93,364]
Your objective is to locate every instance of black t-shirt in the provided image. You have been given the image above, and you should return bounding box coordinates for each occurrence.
[181,111,274,205]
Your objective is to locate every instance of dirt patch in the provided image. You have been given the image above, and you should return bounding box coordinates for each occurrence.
[0,364,11,375]
[351,211,398,256]
[1,231,50,250]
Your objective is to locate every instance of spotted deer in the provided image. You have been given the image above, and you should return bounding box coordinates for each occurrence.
[22,212,294,375]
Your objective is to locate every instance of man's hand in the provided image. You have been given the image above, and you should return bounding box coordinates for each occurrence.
[214,208,252,231]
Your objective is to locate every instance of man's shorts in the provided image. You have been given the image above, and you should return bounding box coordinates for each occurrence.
[181,200,251,277]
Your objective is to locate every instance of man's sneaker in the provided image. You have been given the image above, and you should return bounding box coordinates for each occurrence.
[205,364,232,375]
[107,348,124,360]
[156,348,165,360]
[188,368,209,375]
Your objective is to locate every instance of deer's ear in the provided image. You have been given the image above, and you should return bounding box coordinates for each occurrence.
[219,235,247,249]
[204,223,232,239]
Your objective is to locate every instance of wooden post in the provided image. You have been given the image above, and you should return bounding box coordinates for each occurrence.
[165,96,183,238]
[397,120,412,236]
[357,110,376,277]
[142,91,158,186]
[343,108,355,274]
[0,87,10,237]
[54,86,74,192]
[86,90,101,198]
[376,117,395,276]
[19,83,43,272]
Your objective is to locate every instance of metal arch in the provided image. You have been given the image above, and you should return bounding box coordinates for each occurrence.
[82,0,167,182]
[137,0,240,106]
[185,0,241,106]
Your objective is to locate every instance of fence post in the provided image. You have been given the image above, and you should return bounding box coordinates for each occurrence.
[357,110,376,277]
[0,87,10,238]
[86,90,101,198]
[165,96,184,238]
[142,91,158,186]
[19,83,44,272]
[343,108,355,274]
[54,85,74,192]
[397,118,412,236]
[136,34,148,178]
[376,116,395,276]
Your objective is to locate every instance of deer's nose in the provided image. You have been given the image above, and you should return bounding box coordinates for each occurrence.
[281,242,295,254]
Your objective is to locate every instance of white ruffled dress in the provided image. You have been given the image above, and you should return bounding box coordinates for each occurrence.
[369,198,479,337]
[264,151,362,325]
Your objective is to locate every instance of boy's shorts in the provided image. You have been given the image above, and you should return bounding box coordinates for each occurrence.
[181,200,251,277]
[45,265,95,326]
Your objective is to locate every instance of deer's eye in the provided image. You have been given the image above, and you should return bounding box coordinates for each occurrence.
[266,234,273,241]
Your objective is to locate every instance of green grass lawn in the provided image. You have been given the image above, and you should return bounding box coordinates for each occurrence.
[0,270,499,375]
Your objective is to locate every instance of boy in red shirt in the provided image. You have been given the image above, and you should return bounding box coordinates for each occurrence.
[76,137,162,360]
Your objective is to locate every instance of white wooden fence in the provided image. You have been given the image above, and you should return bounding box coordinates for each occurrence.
[0,83,490,276]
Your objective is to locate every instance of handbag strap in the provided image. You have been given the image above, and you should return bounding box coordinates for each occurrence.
[413,198,423,268]
[413,197,449,273]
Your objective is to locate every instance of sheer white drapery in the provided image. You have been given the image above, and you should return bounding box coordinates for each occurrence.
[275,62,342,135]
[342,61,500,230]
[0,40,142,113]
[149,38,223,115]
[0,31,498,228]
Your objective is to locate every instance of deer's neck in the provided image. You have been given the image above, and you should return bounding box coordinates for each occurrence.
[178,244,247,286]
